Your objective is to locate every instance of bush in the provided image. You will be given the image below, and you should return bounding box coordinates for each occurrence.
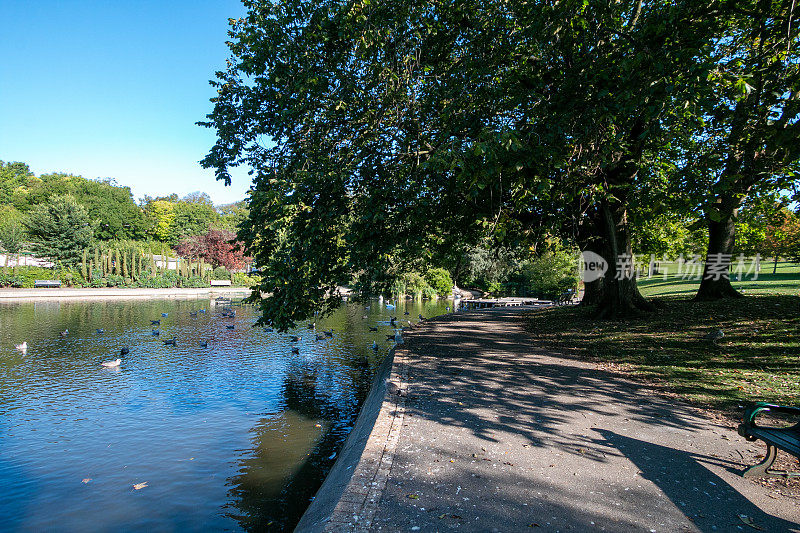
[522,249,579,298]
[231,272,257,287]
[106,274,125,287]
[179,275,211,288]
[421,286,438,300]
[0,266,58,288]
[425,268,453,297]
[212,266,230,280]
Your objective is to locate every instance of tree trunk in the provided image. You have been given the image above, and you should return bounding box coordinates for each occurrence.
[695,216,743,300]
[773,256,778,274]
[593,203,654,318]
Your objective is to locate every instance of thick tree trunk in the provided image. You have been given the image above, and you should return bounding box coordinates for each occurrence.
[593,203,654,318]
[696,215,743,300]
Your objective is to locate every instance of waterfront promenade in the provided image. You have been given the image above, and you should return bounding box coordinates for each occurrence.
[298,307,800,532]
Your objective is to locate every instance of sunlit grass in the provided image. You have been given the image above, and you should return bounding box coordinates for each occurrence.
[526,289,800,411]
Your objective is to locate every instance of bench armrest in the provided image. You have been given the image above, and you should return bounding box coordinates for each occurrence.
[742,402,800,429]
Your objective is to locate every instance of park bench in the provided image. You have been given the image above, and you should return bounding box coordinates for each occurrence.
[737,402,800,478]
[210,279,232,287]
[556,289,575,306]
[34,279,61,288]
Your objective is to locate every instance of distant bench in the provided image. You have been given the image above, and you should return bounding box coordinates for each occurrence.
[738,402,800,478]
[34,279,61,288]
[210,279,232,287]
[556,289,575,305]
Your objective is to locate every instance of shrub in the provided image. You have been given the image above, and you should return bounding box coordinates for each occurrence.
[231,272,257,287]
[421,286,437,300]
[212,266,231,280]
[522,249,579,298]
[424,268,453,297]
[179,275,210,288]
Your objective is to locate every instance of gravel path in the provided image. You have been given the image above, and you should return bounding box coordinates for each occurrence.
[308,307,800,533]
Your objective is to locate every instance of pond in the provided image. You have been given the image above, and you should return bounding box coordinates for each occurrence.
[0,297,450,531]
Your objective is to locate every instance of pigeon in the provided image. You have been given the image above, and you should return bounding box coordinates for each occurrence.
[704,329,724,343]
[120,348,130,356]
[151,320,160,325]
[101,358,121,368]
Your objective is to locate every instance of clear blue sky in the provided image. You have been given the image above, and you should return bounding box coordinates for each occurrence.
[0,0,251,205]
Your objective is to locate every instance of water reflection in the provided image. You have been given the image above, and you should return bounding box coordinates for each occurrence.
[0,297,449,531]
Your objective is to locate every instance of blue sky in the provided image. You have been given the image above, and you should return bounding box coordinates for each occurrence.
[0,0,251,205]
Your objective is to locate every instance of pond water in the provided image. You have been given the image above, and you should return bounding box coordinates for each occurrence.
[0,297,450,531]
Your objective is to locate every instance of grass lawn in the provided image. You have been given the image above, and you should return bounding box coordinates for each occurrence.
[526,262,800,411]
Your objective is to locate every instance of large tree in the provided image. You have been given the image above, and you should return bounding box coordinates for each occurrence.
[24,195,92,266]
[680,0,800,299]
[202,0,729,328]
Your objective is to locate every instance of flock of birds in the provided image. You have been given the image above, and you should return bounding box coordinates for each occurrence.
[12,300,429,368]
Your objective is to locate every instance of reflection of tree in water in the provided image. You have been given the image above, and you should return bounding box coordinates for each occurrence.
[224,352,378,531]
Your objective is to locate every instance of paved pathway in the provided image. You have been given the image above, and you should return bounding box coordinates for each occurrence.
[302,307,800,533]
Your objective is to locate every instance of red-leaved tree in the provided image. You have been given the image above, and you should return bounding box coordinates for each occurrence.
[176,229,250,270]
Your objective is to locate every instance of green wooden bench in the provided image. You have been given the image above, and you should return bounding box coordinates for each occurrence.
[737,402,800,478]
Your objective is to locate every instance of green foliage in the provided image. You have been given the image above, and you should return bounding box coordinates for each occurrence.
[522,249,579,298]
[0,206,26,260]
[24,195,92,266]
[424,268,453,297]
[212,266,230,280]
[231,272,257,287]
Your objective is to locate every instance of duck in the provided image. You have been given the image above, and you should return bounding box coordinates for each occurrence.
[323,330,333,337]
[418,314,424,320]
[161,313,168,317]
[120,347,130,356]
[164,337,177,346]
[291,335,301,342]
[199,340,209,348]
[152,330,160,336]
[446,306,450,312]
[189,311,198,318]
[59,329,69,337]
[151,320,160,325]
[226,325,235,330]
[101,358,121,368]
[307,323,315,330]
[291,346,300,354]
[199,309,206,314]
[15,341,27,353]
[369,326,378,332]
[362,315,368,320]
[264,327,273,333]
[96,328,104,334]
[386,334,396,341]
[315,334,326,341]
[404,311,410,315]
[386,303,396,310]
[372,341,379,350]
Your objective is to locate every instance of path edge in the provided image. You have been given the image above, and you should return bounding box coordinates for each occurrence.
[294,341,410,532]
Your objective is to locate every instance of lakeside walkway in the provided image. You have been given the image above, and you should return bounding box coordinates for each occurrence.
[298,307,800,532]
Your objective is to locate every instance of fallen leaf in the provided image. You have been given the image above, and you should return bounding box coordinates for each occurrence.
[81,478,91,484]
[133,482,148,490]
[406,494,419,499]
[738,515,764,530]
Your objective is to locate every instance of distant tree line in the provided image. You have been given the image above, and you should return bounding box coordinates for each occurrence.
[0,161,253,286]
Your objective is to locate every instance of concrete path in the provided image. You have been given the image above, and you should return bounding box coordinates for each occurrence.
[301,307,799,533]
